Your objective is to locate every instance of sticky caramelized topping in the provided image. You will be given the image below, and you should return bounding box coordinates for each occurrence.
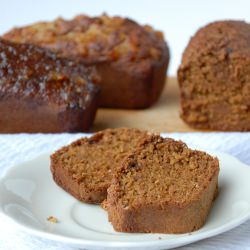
[3,14,166,63]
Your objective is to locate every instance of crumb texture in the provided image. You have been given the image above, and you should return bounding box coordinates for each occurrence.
[114,137,218,206]
[50,128,150,203]
[178,20,250,131]
[107,135,219,233]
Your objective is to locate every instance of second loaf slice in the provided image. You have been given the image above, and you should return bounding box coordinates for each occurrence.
[106,135,219,233]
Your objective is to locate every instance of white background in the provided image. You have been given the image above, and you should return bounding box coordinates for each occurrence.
[1,0,250,76]
[1,2,250,249]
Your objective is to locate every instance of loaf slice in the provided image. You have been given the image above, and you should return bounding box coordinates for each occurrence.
[3,14,169,109]
[0,39,100,133]
[50,128,150,204]
[106,135,219,233]
[178,20,250,131]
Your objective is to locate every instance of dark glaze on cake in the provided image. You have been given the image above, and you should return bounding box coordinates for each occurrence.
[0,39,100,133]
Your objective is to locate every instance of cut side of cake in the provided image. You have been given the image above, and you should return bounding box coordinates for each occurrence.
[106,135,219,233]
[50,128,151,204]
[178,20,250,131]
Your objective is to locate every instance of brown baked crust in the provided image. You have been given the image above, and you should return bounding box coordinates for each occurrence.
[178,20,250,131]
[106,135,219,233]
[3,14,169,108]
[0,38,100,133]
[50,128,152,204]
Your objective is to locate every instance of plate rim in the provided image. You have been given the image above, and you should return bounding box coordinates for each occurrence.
[0,151,250,249]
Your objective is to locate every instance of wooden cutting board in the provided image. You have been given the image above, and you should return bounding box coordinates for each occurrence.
[92,77,197,133]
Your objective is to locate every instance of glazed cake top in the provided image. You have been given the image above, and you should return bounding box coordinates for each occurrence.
[0,39,99,108]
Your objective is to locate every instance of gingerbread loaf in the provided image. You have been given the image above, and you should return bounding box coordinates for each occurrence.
[178,20,250,131]
[3,14,169,109]
[50,128,150,204]
[106,135,219,233]
[0,39,100,133]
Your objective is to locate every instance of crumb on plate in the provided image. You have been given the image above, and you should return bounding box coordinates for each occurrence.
[47,216,59,223]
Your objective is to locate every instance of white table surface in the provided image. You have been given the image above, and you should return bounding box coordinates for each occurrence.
[0,132,249,250]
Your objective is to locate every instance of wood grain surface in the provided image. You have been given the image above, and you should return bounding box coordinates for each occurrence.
[92,77,197,133]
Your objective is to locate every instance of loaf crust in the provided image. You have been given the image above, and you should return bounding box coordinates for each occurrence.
[0,39,99,133]
[178,20,250,131]
[106,135,219,233]
[50,128,151,203]
[3,14,169,108]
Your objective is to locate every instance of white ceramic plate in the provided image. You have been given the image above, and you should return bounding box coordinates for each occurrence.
[0,151,250,250]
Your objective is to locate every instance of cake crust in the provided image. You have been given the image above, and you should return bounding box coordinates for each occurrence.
[178,20,250,131]
[3,14,169,108]
[106,135,219,233]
